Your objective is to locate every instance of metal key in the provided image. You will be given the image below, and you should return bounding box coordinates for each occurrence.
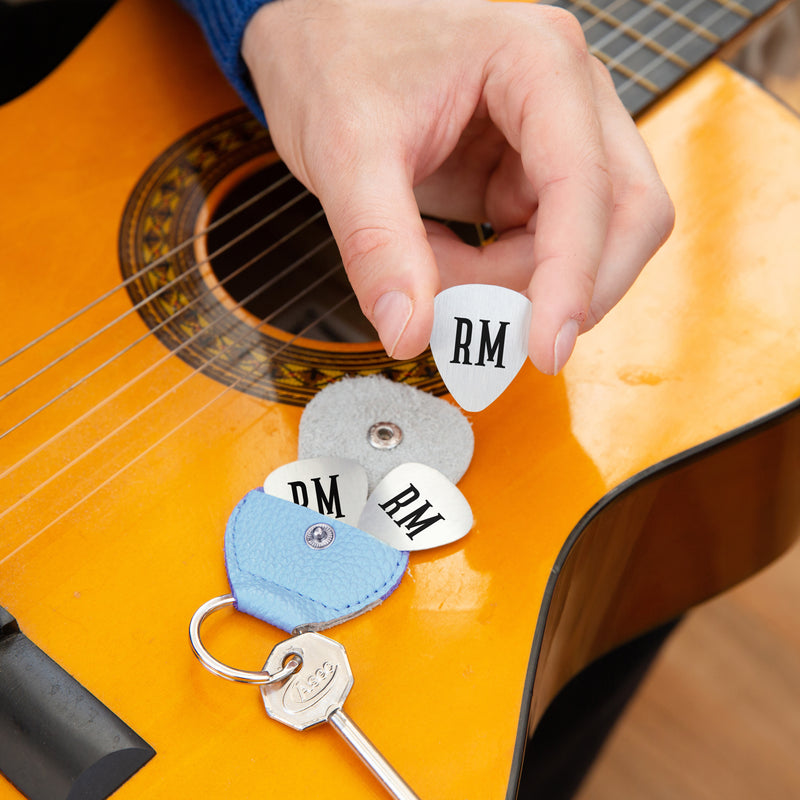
[261,632,420,800]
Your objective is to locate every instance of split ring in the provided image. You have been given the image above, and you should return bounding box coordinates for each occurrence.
[189,594,300,684]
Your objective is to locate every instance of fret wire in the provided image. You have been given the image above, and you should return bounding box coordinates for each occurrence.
[561,0,630,34]
[568,0,692,69]
[615,0,742,98]
[701,0,753,20]
[592,49,662,92]
[633,0,722,44]
[558,0,742,109]
[600,0,719,81]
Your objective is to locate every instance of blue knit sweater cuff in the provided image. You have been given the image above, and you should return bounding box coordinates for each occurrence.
[179,0,272,125]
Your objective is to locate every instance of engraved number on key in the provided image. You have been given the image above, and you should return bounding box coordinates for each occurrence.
[261,632,420,800]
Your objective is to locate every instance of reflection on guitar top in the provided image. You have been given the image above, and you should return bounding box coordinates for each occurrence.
[2,0,800,798]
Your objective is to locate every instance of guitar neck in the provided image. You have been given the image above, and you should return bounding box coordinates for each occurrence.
[557,0,779,114]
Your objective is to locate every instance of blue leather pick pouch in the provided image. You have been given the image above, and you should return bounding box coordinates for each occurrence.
[224,489,409,633]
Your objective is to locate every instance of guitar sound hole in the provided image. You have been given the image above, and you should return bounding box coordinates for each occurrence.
[119,109,446,404]
[206,161,378,343]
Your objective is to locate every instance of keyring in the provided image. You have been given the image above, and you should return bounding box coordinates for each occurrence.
[189,594,301,684]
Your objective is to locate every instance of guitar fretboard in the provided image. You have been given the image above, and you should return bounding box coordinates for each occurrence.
[554,0,779,113]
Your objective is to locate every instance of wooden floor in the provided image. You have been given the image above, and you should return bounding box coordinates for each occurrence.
[575,5,800,798]
[575,544,800,800]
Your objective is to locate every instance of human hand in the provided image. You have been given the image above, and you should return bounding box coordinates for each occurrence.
[242,0,674,374]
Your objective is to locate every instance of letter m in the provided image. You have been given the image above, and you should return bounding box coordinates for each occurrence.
[475,319,509,368]
[311,475,344,519]
[396,501,445,540]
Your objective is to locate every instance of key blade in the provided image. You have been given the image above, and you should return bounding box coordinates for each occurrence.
[261,632,421,799]
[329,709,421,800]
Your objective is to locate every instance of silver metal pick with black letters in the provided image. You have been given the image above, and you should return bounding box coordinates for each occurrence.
[430,284,531,412]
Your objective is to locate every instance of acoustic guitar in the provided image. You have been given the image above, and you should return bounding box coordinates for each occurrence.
[2,0,800,797]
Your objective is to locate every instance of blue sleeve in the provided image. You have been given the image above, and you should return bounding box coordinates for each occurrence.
[178,0,272,124]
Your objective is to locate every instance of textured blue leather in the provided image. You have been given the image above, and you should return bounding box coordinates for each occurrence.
[225,489,408,632]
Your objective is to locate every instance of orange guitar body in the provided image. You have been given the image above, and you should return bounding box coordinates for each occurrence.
[2,1,800,798]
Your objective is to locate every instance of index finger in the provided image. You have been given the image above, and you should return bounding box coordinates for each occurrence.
[484,7,613,373]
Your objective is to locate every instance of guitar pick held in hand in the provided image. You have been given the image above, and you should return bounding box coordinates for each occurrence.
[430,285,532,412]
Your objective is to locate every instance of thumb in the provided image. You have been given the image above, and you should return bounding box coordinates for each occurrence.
[320,166,439,360]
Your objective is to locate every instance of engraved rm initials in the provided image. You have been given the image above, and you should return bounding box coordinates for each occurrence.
[450,317,510,368]
[288,474,345,519]
[378,483,445,540]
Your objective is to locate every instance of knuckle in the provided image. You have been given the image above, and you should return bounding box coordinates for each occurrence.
[653,186,677,244]
[338,223,395,278]
[541,6,586,42]
[630,179,676,246]
[588,160,615,208]
[539,6,590,58]
[590,55,616,90]
[497,6,590,71]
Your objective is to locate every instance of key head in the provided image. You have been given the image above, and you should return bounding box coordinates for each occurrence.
[261,632,353,730]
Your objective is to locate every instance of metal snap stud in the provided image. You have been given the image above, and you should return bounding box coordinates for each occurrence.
[368,421,403,450]
[304,522,336,550]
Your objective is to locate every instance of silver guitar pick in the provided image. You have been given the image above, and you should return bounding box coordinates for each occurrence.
[358,463,473,551]
[264,457,368,525]
[430,284,531,412]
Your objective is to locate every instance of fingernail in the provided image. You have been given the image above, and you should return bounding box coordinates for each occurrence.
[373,291,413,357]
[553,319,579,375]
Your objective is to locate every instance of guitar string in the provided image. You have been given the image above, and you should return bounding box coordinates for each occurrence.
[569,0,693,70]
[0,294,353,568]
[560,0,669,94]
[570,0,694,87]
[0,221,332,453]
[0,227,332,477]
[2,0,752,515]
[606,0,721,74]
[614,0,747,100]
[0,180,313,406]
[1,0,747,384]
[564,0,630,34]
[560,0,714,52]
[0,206,327,443]
[560,0,749,104]
[0,0,727,402]
[0,257,352,522]
[563,0,648,43]
[0,171,296,372]
[599,0,714,95]
[577,0,747,59]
